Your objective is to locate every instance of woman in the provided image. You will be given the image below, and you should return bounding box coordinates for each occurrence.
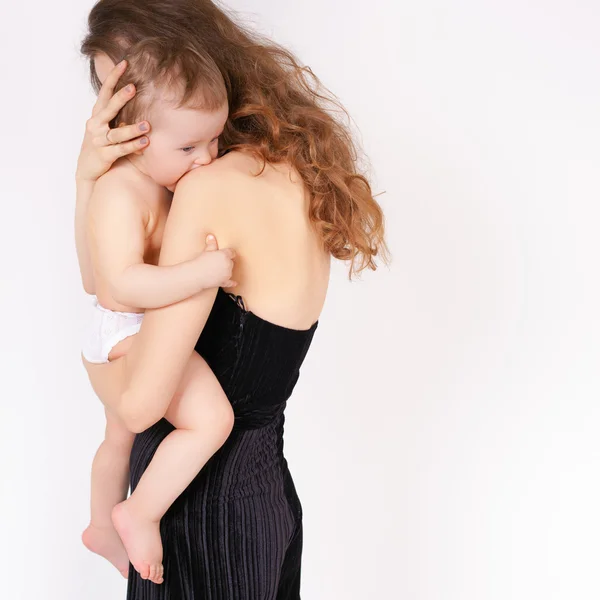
[78,1,387,597]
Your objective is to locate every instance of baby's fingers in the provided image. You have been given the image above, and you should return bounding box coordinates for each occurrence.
[221,248,236,260]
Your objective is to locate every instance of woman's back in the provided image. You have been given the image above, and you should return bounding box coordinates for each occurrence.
[180,150,330,330]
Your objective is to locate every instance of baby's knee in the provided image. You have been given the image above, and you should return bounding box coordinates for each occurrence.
[104,421,135,451]
[191,394,234,446]
[212,397,235,444]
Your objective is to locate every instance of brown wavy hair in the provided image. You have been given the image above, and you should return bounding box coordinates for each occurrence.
[81,0,389,277]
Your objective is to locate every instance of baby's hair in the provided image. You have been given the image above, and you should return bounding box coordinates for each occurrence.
[82,0,389,277]
[94,38,227,127]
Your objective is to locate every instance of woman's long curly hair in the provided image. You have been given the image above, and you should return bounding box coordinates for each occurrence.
[81,0,389,277]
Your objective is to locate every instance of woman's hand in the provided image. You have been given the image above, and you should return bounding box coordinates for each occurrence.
[76,60,150,182]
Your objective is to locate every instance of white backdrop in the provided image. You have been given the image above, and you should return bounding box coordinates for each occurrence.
[1,1,599,598]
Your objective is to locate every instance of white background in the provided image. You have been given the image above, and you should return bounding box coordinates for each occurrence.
[1,0,599,598]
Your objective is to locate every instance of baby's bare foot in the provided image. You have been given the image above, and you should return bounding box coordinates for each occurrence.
[82,524,130,578]
[112,500,164,584]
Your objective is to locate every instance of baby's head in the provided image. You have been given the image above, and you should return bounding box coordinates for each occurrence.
[91,39,229,189]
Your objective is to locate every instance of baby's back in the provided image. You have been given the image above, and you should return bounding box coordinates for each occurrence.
[87,158,172,313]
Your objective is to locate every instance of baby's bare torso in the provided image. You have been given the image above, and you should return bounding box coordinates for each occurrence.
[88,157,172,314]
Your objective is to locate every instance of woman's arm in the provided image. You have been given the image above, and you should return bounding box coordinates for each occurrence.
[74,59,151,295]
[115,170,233,432]
[75,178,97,294]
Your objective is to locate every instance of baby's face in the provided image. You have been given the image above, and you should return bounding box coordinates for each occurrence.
[93,53,228,189]
[138,100,229,189]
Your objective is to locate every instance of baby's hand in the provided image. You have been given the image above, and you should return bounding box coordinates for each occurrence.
[195,235,237,289]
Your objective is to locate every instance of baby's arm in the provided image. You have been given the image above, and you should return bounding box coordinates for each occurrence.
[88,177,234,309]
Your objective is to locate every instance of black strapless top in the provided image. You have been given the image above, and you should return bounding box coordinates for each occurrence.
[194,287,318,430]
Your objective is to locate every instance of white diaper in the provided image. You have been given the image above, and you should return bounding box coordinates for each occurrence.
[82,297,144,364]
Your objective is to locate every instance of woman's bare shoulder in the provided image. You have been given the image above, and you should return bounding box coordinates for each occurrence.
[172,152,260,216]
[175,151,302,210]
[172,150,308,245]
[177,151,256,189]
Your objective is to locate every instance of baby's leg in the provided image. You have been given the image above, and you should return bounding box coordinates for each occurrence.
[112,352,233,585]
[82,409,135,578]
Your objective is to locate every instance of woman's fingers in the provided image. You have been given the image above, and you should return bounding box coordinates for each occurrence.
[106,135,149,160]
[85,84,137,142]
[102,121,150,146]
[93,59,128,115]
[95,83,136,127]
[77,60,147,180]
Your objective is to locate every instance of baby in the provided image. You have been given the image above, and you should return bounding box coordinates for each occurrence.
[78,43,235,584]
